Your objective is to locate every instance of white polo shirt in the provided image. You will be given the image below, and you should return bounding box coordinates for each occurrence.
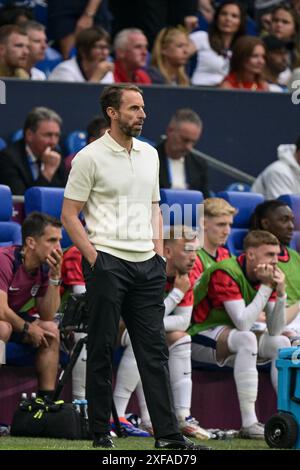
[64,131,160,262]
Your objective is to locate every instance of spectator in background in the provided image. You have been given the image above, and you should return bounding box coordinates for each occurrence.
[263,35,289,91]
[64,116,109,173]
[219,35,269,90]
[0,212,62,401]
[23,21,47,80]
[110,0,198,50]
[0,4,33,27]
[0,107,66,195]
[188,1,246,86]
[0,24,29,78]
[270,3,300,74]
[157,108,209,198]
[49,26,114,83]
[47,0,112,60]
[252,135,300,198]
[113,28,165,84]
[151,26,190,86]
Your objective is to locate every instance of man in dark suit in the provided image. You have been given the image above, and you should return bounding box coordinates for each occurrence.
[156,108,209,198]
[0,107,66,195]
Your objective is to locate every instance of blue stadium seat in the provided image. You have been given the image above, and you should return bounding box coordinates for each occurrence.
[226,182,251,192]
[278,194,300,230]
[136,135,155,147]
[217,191,264,255]
[11,128,23,142]
[65,130,87,155]
[0,185,22,247]
[160,188,203,228]
[290,231,300,252]
[24,187,72,248]
[0,137,6,151]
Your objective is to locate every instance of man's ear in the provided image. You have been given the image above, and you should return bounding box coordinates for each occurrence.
[25,236,36,250]
[260,217,269,231]
[106,106,117,120]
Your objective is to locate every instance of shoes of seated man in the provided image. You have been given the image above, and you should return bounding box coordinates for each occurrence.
[93,433,115,448]
[155,435,212,450]
[239,422,265,439]
[111,417,151,437]
[178,416,212,440]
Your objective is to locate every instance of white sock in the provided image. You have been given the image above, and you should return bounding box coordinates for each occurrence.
[113,342,140,417]
[72,332,87,400]
[258,332,291,391]
[169,335,192,420]
[227,329,258,428]
[135,380,151,424]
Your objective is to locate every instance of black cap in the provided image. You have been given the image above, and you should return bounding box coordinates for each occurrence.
[263,35,287,51]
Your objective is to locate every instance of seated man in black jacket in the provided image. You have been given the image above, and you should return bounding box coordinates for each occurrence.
[156,108,209,198]
[0,107,66,195]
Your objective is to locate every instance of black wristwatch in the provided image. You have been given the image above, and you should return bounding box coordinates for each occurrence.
[21,321,30,339]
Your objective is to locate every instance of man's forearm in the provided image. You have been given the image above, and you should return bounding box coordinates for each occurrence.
[152,204,164,256]
[38,287,61,320]
[61,213,97,265]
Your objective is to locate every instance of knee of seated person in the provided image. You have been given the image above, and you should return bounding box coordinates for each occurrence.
[0,321,13,342]
[166,331,189,347]
[234,330,258,353]
[40,320,60,341]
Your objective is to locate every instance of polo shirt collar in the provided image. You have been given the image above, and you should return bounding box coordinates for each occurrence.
[102,130,142,153]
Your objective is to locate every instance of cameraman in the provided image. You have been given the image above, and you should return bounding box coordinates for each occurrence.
[0,212,62,400]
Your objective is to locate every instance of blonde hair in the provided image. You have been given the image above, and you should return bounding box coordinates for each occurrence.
[204,198,237,217]
[151,26,190,86]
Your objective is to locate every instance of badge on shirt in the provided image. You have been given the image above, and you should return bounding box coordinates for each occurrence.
[31,285,40,297]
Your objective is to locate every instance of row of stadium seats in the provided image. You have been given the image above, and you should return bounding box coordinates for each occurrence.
[1,184,300,253]
[0,131,156,155]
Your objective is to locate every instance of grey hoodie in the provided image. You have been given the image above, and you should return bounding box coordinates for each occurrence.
[252,144,300,198]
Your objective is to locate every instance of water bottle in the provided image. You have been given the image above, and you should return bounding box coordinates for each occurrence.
[31,392,37,400]
[81,399,88,420]
[73,399,81,414]
[20,392,29,410]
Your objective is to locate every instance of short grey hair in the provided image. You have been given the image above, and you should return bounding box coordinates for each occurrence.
[24,107,62,132]
[114,28,146,50]
[23,21,46,33]
[170,108,203,128]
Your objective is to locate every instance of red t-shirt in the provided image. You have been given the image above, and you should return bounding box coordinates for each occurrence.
[192,247,231,283]
[61,246,85,287]
[114,60,152,84]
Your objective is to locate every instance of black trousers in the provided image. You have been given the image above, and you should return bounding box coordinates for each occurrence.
[82,251,179,438]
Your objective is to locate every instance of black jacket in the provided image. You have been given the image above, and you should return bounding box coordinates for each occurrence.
[156,140,209,198]
[0,139,66,195]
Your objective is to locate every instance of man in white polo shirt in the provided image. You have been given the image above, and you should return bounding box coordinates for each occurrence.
[61,84,208,450]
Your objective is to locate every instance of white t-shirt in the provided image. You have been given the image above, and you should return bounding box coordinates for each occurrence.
[190,31,230,86]
[64,131,160,262]
[30,67,46,80]
[49,56,114,83]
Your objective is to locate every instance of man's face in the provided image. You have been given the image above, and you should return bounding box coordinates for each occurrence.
[261,205,295,245]
[247,243,280,277]
[166,121,202,159]
[113,90,146,137]
[165,237,199,275]
[27,29,47,63]
[28,225,62,263]
[266,48,289,73]
[119,32,148,69]
[25,120,61,158]
[204,214,233,248]
[0,32,29,68]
